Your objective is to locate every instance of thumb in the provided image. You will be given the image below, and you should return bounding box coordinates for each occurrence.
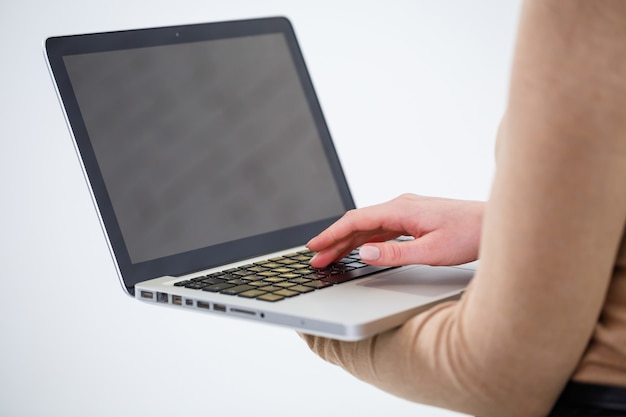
[358,240,421,266]
[359,233,466,266]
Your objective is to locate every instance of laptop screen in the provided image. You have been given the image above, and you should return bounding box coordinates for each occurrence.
[46,18,354,292]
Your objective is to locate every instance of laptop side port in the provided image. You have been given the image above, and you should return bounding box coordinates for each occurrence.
[197,301,211,310]
[156,292,168,303]
[172,295,182,305]
[231,308,256,316]
[213,304,226,312]
[140,291,154,300]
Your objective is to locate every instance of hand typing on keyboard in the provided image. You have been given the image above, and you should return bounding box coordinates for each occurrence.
[307,194,484,269]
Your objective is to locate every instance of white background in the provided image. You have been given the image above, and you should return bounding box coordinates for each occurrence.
[1,1,520,416]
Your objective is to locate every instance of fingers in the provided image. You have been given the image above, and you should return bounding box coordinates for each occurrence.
[306,210,374,267]
[308,246,353,268]
[310,237,434,269]
[308,203,401,248]
[306,198,416,268]
[307,209,372,251]
[311,202,406,246]
[308,230,400,268]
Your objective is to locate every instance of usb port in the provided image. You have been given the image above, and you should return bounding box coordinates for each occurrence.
[197,301,211,310]
[213,304,226,312]
[140,291,154,300]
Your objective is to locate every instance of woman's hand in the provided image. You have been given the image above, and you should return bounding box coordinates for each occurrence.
[307,193,484,268]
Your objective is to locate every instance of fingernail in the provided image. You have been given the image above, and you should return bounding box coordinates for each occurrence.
[359,245,381,261]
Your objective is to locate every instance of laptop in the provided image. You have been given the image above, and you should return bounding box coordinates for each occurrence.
[44,16,474,341]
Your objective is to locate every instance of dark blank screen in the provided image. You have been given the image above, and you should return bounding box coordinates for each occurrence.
[63,33,345,263]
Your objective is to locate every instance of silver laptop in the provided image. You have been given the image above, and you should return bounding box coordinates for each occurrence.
[44,17,474,341]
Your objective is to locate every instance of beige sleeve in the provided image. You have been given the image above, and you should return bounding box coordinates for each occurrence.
[302,2,626,416]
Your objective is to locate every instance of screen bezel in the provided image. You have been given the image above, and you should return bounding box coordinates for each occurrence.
[45,17,355,295]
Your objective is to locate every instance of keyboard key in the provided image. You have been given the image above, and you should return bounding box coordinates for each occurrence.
[257,293,285,302]
[226,279,249,286]
[248,280,271,287]
[257,271,279,277]
[243,274,266,282]
[279,273,300,279]
[232,269,254,277]
[275,282,296,288]
[303,280,333,289]
[190,276,208,282]
[321,273,360,284]
[263,262,284,268]
[290,277,312,284]
[184,282,209,290]
[201,277,227,285]
[289,268,312,276]
[258,285,283,292]
[221,284,256,295]
[272,267,294,274]
[238,289,268,299]
[290,255,312,262]
[305,271,331,279]
[273,289,299,298]
[202,282,235,292]
[289,263,311,270]
[263,277,286,283]
[289,285,315,293]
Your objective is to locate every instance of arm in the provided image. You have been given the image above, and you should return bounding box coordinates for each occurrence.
[303,2,626,416]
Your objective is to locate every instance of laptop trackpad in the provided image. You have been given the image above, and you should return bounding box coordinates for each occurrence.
[361,265,474,297]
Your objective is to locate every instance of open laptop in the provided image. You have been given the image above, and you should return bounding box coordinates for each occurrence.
[44,16,474,341]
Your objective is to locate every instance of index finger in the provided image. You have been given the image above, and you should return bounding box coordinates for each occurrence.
[307,208,373,250]
[308,201,405,250]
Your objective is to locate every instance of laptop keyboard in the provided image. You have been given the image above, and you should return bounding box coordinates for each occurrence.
[174,249,393,302]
